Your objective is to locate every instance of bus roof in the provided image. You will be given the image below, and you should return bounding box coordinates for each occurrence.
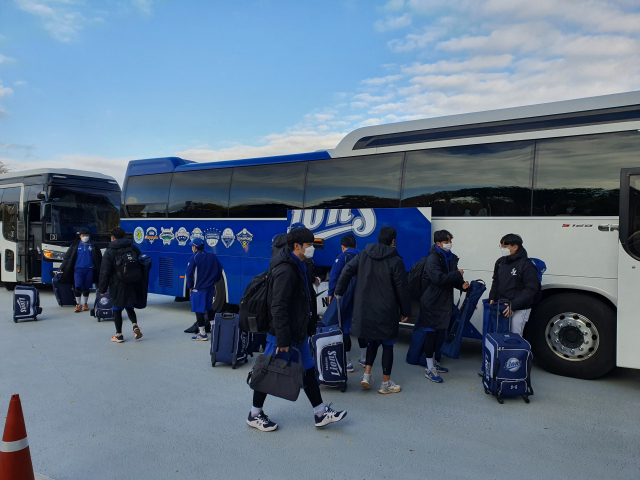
[0,168,117,182]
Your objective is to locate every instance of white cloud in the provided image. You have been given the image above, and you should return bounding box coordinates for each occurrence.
[14,0,87,42]
[0,84,13,98]
[362,74,403,86]
[0,54,15,64]
[14,81,27,86]
[388,26,447,52]
[375,13,412,33]
[132,0,153,15]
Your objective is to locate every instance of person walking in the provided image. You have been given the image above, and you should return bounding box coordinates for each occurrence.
[98,227,144,343]
[247,227,347,432]
[186,237,223,341]
[327,234,364,372]
[59,227,102,312]
[420,230,469,383]
[334,226,411,394]
[489,234,539,336]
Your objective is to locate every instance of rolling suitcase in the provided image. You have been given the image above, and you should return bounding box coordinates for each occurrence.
[210,312,249,368]
[13,285,42,323]
[310,296,348,392]
[482,300,534,404]
[90,291,114,322]
[52,272,76,307]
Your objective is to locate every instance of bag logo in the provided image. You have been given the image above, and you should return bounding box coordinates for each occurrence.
[221,228,235,248]
[99,297,109,306]
[236,228,253,248]
[290,209,376,240]
[511,268,517,276]
[191,227,204,241]
[160,227,175,245]
[504,358,522,372]
[145,227,158,244]
[133,227,144,244]
[17,298,28,313]
[175,227,190,246]
[205,228,220,247]
[325,350,343,377]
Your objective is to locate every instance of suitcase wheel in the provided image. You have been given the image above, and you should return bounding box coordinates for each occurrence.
[523,395,530,404]
[211,354,216,367]
[97,318,101,322]
[484,388,490,395]
[34,317,37,322]
[232,358,238,369]
[497,395,504,405]
[13,317,17,323]
[340,385,347,393]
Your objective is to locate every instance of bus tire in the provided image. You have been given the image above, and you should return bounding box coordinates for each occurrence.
[212,278,226,312]
[527,292,616,380]
[4,282,16,291]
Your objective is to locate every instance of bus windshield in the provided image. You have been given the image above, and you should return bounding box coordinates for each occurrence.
[47,185,120,243]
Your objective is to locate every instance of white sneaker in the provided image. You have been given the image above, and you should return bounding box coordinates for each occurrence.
[360,374,372,389]
[314,404,347,427]
[378,380,401,394]
[246,412,278,432]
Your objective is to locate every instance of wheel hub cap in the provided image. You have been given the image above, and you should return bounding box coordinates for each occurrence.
[545,312,599,362]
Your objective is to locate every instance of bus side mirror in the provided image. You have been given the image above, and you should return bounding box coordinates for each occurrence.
[37,191,49,201]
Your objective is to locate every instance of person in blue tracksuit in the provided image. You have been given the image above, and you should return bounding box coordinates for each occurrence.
[327,234,364,372]
[60,227,102,313]
[186,237,223,341]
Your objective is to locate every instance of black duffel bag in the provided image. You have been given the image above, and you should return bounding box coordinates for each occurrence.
[246,348,305,402]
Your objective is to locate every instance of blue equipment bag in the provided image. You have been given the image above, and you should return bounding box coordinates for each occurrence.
[441,280,486,359]
[91,291,114,322]
[311,296,348,392]
[482,300,534,404]
[406,305,459,366]
[321,253,356,328]
[210,312,248,368]
[13,285,42,323]
[52,272,76,307]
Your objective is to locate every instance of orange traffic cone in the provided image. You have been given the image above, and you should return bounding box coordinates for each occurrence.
[0,394,35,480]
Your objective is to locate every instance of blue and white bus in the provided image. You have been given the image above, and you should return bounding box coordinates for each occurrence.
[121,90,640,380]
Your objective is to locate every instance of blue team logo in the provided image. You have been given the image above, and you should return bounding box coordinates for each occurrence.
[145,227,158,244]
[99,297,109,306]
[504,358,522,372]
[175,227,190,246]
[191,227,204,241]
[133,227,144,244]
[160,227,174,245]
[205,228,220,247]
[236,228,253,248]
[221,228,235,248]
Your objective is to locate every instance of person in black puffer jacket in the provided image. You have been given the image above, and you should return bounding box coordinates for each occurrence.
[489,233,539,336]
[334,226,411,395]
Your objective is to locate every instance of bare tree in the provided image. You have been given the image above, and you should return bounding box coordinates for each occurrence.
[0,161,11,174]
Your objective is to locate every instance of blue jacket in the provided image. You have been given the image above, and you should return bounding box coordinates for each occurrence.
[328,248,360,297]
[186,250,223,291]
[75,242,95,269]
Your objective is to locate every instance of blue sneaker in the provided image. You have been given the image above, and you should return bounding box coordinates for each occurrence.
[357,358,366,368]
[246,412,278,432]
[192,333,208,341]
[425,368,443,383]
[346,363,354,373]
[434,360,448,373]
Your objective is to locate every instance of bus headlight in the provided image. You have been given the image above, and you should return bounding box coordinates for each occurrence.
[43,250,65,261]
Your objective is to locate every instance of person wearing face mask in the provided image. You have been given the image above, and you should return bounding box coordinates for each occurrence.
[59,227,103,313]
[488,234,539,336]
[419,230,469,383]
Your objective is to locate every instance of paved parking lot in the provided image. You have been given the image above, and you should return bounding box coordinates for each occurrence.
[2,286,639,480]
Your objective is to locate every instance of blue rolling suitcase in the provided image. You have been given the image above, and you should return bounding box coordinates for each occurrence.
[91,292,114,322]
[210,312,249,368]
[310,296,348,392]
[52,272,76,307]
[483,300,534,404]
[13,285,42,323]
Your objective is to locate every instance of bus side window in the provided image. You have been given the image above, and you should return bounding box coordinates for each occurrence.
[2,187,20,241]
[304,154,403,209]
[401,141,533,216]
[124,173,171,218]
[169,168,232,218]
[533,131,640,216]
[229,163,307,218]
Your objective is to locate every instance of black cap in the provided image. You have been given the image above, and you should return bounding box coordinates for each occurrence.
[78,227,90,235]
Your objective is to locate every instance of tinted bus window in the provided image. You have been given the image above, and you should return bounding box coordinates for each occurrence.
[2,187,20,241]
[402,142,533,216]
[304,154,403,209]
[168,169,232,218]
[533,132,640,216]
[124,174,171,218]
[229,162,307,218]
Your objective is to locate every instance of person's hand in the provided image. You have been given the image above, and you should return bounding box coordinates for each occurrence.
[276,346,290,354]
[99,292,105,296]
[189,288,193,293]
[462,281,470,290]
[400,316,409,323]
[490,300,494,305]
[503,304,513,317]
[458,269,464,276]
[327,296,332,305]
[314,277,321,287]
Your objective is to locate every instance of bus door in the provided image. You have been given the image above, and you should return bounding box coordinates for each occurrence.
[0,186,22,285]
[617,168,640,369]
[26,187,44,281]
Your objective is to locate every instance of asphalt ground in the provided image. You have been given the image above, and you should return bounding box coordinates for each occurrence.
[1,286,639,480]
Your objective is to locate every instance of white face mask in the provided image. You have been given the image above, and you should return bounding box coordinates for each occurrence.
[304,245,315,259]
[80,236,89,243]
[501,247,511,257]
[440,243,453,252]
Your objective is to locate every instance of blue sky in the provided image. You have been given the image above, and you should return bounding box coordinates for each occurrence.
[1,0,640,184]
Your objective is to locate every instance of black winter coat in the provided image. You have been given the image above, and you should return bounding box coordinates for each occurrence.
[488,247,539,311]
[98,239,143,308]
[419,245,465,330]
[59,238,103,285]
[334,243,411,342]
[304,258,319,326]
[268,247,316,348]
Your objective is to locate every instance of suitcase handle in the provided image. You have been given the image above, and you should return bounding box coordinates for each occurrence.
[496,298,512,333]
[334,295,342,329]
[221,312,235,319]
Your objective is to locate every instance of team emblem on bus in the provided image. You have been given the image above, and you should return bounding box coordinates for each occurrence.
[221,228,235,248]
[205,228,220,247]
[175,227,190,246]
[504,358,522,372]
[236,228,253,248]
[191,227,204,241]
[133,227,144,244]
[160,227,175,245]
[145,227,159,244]
[289,209,376,240]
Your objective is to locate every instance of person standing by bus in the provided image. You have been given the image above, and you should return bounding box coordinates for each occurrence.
[186,237,223,341]
[489,234,539,336]
[59,227,102,313]
[247,227,347,432]
[420,230,469,383]
[334,226,411,394]
[327,234,364,372]
[98,227,144,343]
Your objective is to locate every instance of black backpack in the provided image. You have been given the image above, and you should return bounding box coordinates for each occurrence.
[408,257,428,300]
[239,269,272,333]
[114,246,143,283]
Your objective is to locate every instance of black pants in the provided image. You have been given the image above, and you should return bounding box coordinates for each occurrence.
[196,311,215,328]
[73,287,90,298]
[114,308,137,334]
[424,329,447,359]
[342,334,368,352]
[252,367,323,409]
[366,341,394,376]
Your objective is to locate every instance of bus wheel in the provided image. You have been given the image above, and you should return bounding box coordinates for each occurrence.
[212,278,226,312]
[4,282,16,291]
[527,292,616,380]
